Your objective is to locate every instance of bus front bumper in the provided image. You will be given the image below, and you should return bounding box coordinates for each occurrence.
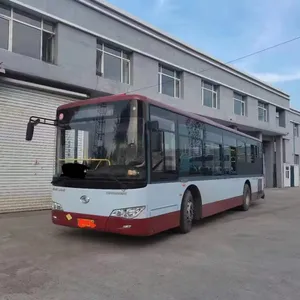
[52,210,155,236]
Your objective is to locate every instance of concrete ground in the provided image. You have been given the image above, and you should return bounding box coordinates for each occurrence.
[1,188,300,300]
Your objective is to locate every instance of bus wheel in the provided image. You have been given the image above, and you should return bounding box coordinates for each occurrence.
[240,184,251,211]
[179,190,194,234]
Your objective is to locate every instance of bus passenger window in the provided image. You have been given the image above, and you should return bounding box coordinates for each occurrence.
[223,145,237,174]
[203,142,222,176]
[152,131,176,173]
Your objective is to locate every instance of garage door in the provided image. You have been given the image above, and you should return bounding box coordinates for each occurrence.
[0,83,77,213]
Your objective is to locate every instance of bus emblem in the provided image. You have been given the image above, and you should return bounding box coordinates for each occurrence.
[80,195,90,204]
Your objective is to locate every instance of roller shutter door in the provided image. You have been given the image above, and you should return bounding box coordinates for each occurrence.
[0,83,77,212]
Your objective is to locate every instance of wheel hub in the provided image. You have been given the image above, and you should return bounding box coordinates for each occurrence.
[186,199,194,222]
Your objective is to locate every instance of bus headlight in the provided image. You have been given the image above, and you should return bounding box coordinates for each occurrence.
[52,202,63,211]
[110,206,145,219]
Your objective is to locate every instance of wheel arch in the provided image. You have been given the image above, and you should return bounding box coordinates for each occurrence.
[186,184,202,220]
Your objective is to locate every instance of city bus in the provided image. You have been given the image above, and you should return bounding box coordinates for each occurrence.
[25,94,265,236]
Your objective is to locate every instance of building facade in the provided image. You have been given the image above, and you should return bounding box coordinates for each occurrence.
[0,0,299,212]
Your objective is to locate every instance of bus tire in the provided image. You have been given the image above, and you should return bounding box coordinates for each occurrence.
[240,183,251,211]
[179,190,194,234]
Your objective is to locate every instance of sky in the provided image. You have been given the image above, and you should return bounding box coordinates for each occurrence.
[106,0,300,109]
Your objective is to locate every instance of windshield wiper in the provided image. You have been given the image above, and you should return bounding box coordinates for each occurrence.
[106,173,127,191]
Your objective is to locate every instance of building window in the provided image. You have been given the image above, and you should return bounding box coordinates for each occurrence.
[96,42,130,84]
[234,92,246,116]
[285,166,290,179]
[258,102,268,122]
[294,154,299,165]
[0,4,55,63]
[158,65,180,98]
[293,123,299,137]
[202,81,218,109]
[276,111,279,126]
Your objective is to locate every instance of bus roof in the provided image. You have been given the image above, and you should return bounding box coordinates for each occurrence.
[58,94,261,142]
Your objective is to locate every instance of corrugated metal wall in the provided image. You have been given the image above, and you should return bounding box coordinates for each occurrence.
[0,83,75,213]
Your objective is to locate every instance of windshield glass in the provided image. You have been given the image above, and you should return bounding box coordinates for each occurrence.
[56,100,145,180]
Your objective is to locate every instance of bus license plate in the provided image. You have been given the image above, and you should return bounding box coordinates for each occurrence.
[77,218,96,229]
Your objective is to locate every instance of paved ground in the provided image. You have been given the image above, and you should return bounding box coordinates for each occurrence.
[1,188,300,300]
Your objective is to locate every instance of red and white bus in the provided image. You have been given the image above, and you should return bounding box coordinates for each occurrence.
[26,94,264,236]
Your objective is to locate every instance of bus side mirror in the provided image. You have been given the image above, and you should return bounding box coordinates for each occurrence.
[26,122,35,141]
[151,131,163,152]
[25,118,40,141]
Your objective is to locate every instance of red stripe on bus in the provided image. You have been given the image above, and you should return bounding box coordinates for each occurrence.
[202,195,243,218]
[52,210,180,236]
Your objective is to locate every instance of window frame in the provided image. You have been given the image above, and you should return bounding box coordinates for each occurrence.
[96,42,131,84]
[202,81,218,109]
[0,5,55,63]
[158,64,181,98]
[293,123,299,137]
[258,102,268,122]
[234,92,246,116]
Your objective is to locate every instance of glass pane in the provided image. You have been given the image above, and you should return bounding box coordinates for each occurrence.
[161,65,174,77]
[0,3,10,16]
[151,114,175,131]
[14,9,41,27]
[104,44,121,57]
[213,92,217,108]
[12,21,41,59]
[103,52,121,82]
[57,101,146,180]
[234,99,242,115]
[189,138,203,175]
[175,80,180,98]
[0,17,9,50]
[241,102,245,115]
[161,74,174,97]
[203,142,222,175]
[42,31,54,63]
[96,50,102,75]
[206,127,222,144]
[237,142,246,162]
[203,89,212,107]
[179,136,190,174]
[224,144,237,174]
[258,107,264,121]
[122,59,130,84]
[43,21,54,32]
[158,73,161,92]
[164,132,176,171]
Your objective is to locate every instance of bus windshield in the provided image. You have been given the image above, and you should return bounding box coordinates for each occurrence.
[55,100,146,181]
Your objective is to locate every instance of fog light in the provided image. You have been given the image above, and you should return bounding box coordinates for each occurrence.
[52,202,63,211]
[110,206,145,219]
